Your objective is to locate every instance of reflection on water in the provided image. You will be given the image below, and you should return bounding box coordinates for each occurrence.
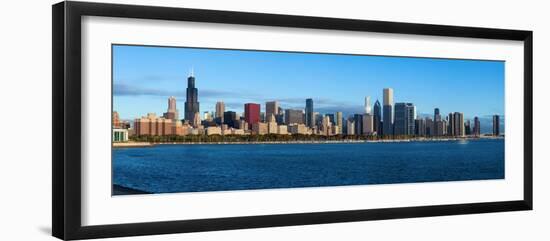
[457,139,469,144]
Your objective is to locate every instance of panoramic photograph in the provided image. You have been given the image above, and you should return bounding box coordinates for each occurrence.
[111,44,505,195]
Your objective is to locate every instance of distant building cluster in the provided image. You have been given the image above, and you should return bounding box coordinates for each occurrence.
[112,71,503,141]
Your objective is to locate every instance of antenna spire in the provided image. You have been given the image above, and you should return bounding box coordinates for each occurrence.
[190,67,194,77]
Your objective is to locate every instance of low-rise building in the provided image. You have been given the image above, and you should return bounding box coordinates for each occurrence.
[222,128,232,135]
[189,126,205,135]
[252,122,268,135]
[206,126,222,135]
[172,121,190,136]
[112,128,128,142]
[134,113,174,136]
[288,123,308,135]
[278,125,288,135]
[231,129,245,135]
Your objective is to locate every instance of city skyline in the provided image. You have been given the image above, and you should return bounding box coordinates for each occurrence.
[113,45,505,132]
[122,84,502,136]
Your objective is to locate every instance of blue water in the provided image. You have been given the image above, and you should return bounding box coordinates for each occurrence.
[113,139,504,194]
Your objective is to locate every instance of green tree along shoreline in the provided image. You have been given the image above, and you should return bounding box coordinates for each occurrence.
[128,134,489,143]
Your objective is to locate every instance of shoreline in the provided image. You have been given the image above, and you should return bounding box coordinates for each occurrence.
[112,142,155,148]
[114,136,503,147]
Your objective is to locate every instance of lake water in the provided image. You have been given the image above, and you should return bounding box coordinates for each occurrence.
[112,139,504,194]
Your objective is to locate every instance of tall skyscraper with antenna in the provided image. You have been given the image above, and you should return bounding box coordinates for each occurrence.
[184,69,200,125]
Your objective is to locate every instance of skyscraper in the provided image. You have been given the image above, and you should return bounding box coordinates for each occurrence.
[336,112,343,134]
[394,103,406,135]
[265,101,279,122]
[285,109,304,125]
[373,100,382,135]
[474,116,481,137]
[456,112,465,136]
[493,115,500,136]
[445,113,451,136]
[215,101,225,119]
[362,113,374,135]
[163,96,179,120]
[346,118,355,135]
[432,108,443,136]
[168,96,176,112]
[394,103,415,135]
[434,108,441,121]
[425,117,434,136]
[325,113,335,125]
[408,105,416,135]
[184,71,200,124]
[383,88,394,136]
[223,111,237,128]
[448,112,464,137]
[244,103,260,129]
[364,96,371,114]
[415,118,426,136]
[434,121,445,136]
[354,114,363,135]
[446,114,452,136]
[465,120,471,135]
[442,119,448,135]
[305,98,314,128]
[215,101,225,124]
[276,106,284,124]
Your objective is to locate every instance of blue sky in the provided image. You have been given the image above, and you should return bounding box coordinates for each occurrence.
[113,45,504,128]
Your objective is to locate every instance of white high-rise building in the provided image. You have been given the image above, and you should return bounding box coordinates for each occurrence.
[364,96,371,114]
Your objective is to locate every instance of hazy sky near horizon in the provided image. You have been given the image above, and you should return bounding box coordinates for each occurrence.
[113,44,505,123]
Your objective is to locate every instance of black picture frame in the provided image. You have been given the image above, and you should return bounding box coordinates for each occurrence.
[52,1,533,240]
